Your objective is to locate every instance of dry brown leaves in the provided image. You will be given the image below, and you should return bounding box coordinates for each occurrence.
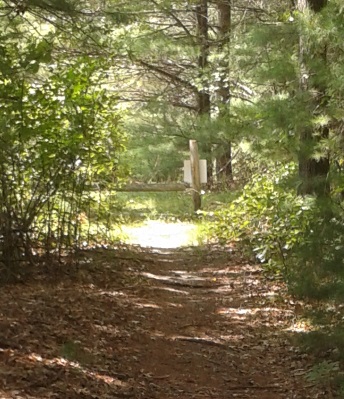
[0,246,328,398]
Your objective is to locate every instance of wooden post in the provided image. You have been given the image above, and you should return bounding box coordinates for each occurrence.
[189,140,201,211]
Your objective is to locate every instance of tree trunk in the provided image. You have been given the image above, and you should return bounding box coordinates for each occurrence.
[215,0,233,185]
[216,0,231,104]
[196,0,210,116]
[217,143,233,183]
[298,126,330,196]
[195,0,212,182]
[297,0,330,196]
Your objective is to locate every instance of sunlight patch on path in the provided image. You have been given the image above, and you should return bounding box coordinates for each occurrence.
[123,221,199,248]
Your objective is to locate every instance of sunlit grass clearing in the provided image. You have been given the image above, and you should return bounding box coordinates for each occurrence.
[122,220,199,248]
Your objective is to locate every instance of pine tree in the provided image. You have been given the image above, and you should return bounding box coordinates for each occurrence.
[214,0,232,184]
[297,0,330,196]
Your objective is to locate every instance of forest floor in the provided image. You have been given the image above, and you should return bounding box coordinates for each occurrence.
[0,244,329,399]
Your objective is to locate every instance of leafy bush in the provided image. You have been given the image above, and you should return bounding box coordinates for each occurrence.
[0,21,127,277]
[208,164,344,300]
[306,361,343,391]
[209,165,311,272]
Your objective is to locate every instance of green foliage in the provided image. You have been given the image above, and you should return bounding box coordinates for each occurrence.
[123,133,187,183]
[113,189,240,224]
[287,202,344,300]
[299,328,344,358]
[306,361,342,391]
[300,330,344,394]
[207,162,344,303]
[123,100,204,183]
[115,192,195,222]
[208,164,307,273]
[0,16,127,275]
[108,191,230,246]
[60,340,93,365]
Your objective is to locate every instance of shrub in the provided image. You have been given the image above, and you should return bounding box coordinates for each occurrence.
[208,164,344,301]
[210,165,313,275]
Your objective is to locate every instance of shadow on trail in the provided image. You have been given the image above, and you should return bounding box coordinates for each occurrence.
[0,246,326,398]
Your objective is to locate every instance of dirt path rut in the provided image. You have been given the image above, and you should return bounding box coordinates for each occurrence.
[115,247,325,399]
[0,247,326,398]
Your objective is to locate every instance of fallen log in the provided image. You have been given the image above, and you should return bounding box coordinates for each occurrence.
[116,182,189,192]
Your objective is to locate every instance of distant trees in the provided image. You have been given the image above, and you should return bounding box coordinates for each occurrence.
[228,0,344,198]
[2,0,344,275]
[10,0,339,196]
[119,0,264,184]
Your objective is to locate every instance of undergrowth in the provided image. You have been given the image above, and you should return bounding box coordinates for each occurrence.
[202,164,344,396]
[114,191,234,223]
[83,190,231,246]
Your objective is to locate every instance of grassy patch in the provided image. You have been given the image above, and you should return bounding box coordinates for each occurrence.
[60,340,94,365]
[116,191,194,221]
[114,190,234,222]
[98,190,234,246]
[76,190,234,247]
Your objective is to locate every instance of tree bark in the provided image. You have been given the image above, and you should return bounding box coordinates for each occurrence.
[216,0,231,104]
[215,0,233,184]
[196,0,211,116]
[297,0,330,196]
[195,0,213,182]
[298,0,327,12]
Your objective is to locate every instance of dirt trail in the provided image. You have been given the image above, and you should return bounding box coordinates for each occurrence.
[0,246,326,398]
